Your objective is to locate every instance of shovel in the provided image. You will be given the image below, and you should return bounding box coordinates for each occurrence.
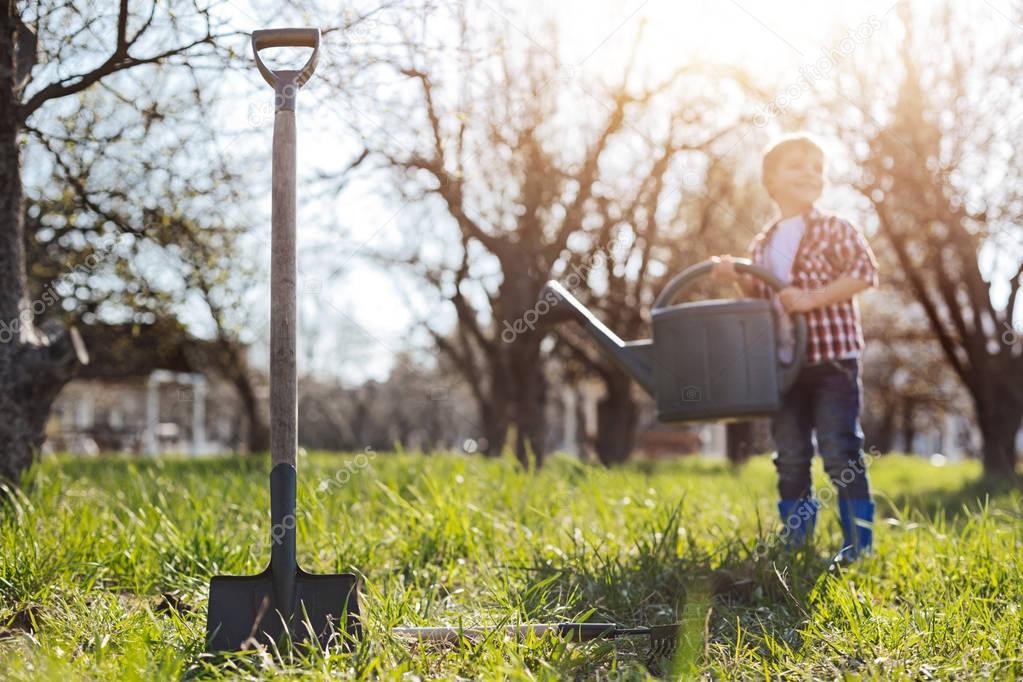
[205,28,361,651]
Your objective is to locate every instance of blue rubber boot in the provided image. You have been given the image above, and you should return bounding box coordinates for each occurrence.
[777,498,820,548]
[836,498,875,563]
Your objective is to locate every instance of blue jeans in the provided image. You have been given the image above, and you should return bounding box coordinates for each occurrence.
[771,358,871,500]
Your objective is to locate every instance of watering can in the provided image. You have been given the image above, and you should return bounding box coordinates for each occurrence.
[540,259,807,423]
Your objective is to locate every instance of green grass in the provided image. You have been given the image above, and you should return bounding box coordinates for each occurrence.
[1,451,1021,680]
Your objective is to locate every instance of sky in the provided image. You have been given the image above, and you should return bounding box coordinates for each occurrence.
[184,0,1022,384]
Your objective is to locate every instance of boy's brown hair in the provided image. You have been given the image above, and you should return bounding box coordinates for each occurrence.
[761,133,825,186]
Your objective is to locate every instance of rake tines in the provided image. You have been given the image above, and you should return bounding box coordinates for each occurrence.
[643,624,682,671]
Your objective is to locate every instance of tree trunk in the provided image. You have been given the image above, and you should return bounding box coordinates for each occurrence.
[479,400,509,458]
[900,399,917,454]
[205,339,268,453]
[574,384,591,462]
[726,421,755,464]
[494,264,550,469]
[512,361,547,468]
[594,372,637,465]
[0,325,84,481]
[0,10,83,484]
[978,416,1019,475]
[974,382,1021,475]
[226,365,269,453]
[870,406,896,454]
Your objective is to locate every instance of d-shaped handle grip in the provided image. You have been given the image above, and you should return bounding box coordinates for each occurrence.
[251,28,320,110]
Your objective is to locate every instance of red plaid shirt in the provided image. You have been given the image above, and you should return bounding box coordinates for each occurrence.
[749,206,879,365]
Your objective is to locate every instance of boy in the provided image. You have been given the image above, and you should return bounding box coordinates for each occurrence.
[711,133,879,562]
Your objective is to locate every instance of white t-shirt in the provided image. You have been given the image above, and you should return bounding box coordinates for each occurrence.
[765,216,804,364]
[765,215,804,283]
[764,214,859,364]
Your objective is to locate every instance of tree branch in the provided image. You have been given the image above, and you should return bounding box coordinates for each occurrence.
[19,21,225,123]
[871,199,972,387]
[1007,260,1023,323]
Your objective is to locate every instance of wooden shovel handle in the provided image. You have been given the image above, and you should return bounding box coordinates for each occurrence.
[254,29,318,467]
[269,109,298,467]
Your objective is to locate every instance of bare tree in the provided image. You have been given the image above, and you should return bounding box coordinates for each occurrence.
[326,1,773,466]
[826,3,1023,472]
[0,1,235,482]
[24,147,271,453]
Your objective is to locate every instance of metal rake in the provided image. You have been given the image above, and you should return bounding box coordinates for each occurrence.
[392,621,682,668]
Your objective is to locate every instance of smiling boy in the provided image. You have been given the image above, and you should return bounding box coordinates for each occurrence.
[711,133,880,562]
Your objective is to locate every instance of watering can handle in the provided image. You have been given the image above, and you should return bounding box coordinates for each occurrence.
[652,259,807,393]
[251,28,320,111]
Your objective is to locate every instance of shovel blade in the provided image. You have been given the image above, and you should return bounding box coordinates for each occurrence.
[206,568,360,651]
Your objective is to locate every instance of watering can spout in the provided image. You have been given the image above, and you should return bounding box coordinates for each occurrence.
[539,281,656,396]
